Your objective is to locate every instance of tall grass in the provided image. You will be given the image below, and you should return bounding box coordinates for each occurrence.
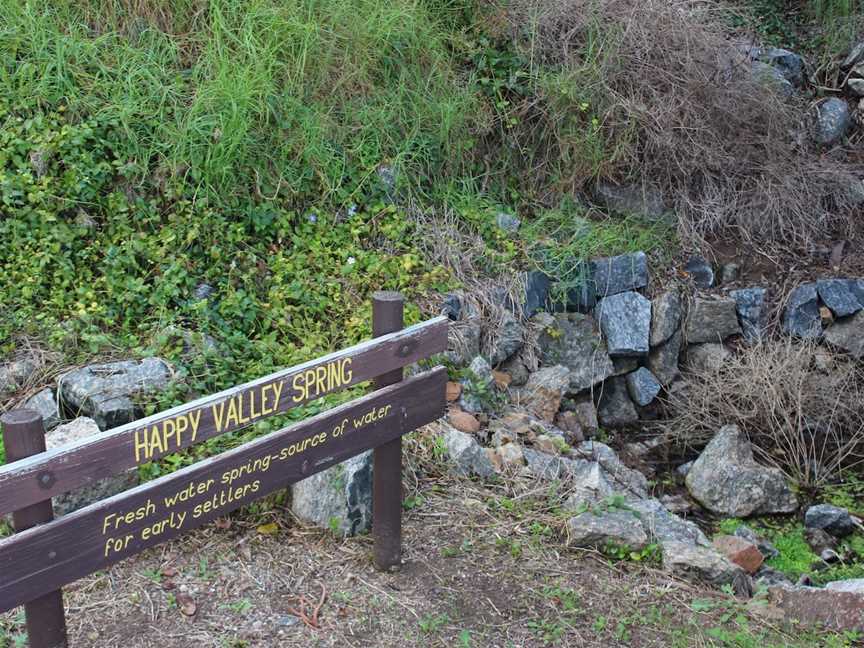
[0,0,477,203]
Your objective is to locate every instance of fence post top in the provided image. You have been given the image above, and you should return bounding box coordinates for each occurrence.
[1,409,43,426]
[372,291,404,303]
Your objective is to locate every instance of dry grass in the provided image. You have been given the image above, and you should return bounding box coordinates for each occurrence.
[663,339,864,491]
[496,0,864,245]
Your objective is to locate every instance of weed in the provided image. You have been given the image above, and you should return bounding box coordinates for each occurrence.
[418,612,449,634]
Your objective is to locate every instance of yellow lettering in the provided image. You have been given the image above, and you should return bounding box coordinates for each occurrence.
[292,373,305,403]
[133,429,148,463]
[212,401,226,432]
[189,409,201,441]
[341,358,353,383]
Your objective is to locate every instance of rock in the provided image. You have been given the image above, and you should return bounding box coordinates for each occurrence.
[712,535,764,574]
[804,504,858,538]
[492,370,511,390]
[659,493,693,514]
[629,498,709,546]
[817,279,863,318]
[611,356,639,375]
[439,425,496,478]
[783,283,822,338]
[442,293,461,321]
[826,579,864,595]
[24,388,61,430]
[685,343,730,373]
[446,381,462,402]
[533,434,560,455]
[292,451,373,536]
[591,252,649,298]
[824,311,864,358]
[564,265,597,313]
[843,41,864,69]
[813,98,851,146]
[734,525,779,559]
[520,365,570,422]
[595,292,651,356]
[536,313,615,392]
[568,510,649,550]
[685,256,715,289]
[755,567,792,588]
[760,47,805,86]
[751,61,795,96]
[58,358,174,430]
[490,311,524,365]
[467,356,494,386]
[523,270,553,318]
[523,447,581,480]
[192,283,214,301]
[593,182,667,221]
[489,411,549,442]
[448,409,480,434]
[662,541,745,586]
[720,263,740,284]
[564,463,620,509]
[766,585,864,632]
[46,418,138,515]
[804,528,838,554]
[495,211,521,233]
[647,328,682,386]
[685,298,741,344]
[730,287,767,343]
[597,376,639,428]
[685,425,798,516]
[625,368,661,406]
[572,441,649,498]
[650,291,683,347]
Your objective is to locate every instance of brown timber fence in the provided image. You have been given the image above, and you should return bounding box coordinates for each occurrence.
[0,292,448,647]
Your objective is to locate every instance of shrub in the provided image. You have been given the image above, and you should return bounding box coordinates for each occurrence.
[663,340,864,491]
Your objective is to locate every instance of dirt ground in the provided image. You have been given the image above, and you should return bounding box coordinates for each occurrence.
[1,446,858,648]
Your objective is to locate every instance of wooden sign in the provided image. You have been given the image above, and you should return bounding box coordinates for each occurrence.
[0,317,448,516]
[0,368,446,614]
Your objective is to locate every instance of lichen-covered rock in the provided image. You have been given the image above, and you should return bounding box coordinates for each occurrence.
[817,279,863,318]
[712,535,764,574]
[628,498,709,546]
[650,291,683,347]
[593,183,667,221]
[685,298,741,344]
[591,252,649,297]
[445,319,482,367]
[783,283,822,338]
[824,311,864,359]
[597,376,639,428]
[47,417,138,515]
[686,343,731,373]
[813,98,851,146]
[662,541,746,586]
[536,313,615,392]
[730,287,767,343]
[490,311,524,365]
[766,584,864,632]
[685,256,714,289]
[685,425,798,516]
[760,47,805,86]
[0,357,39,398]
[595,291,651,356]
[625,368,661,406]
[805,504,859,538]
[292,451,373,536]
[568,510,648,550]
[58,358,174,430]
[24,388,61,430]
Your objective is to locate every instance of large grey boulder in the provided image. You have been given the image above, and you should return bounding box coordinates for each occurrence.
[813,98,851,146]
[751,61,795,96]
[824,311,864,359]
[597,376,639,428]
[685,425,798,516]
[593,183,667,221]
[439,424,495,479]
[760,47,805,86]
[662,541,745,586]
[292,451,373,537]
[730,287,766,343]
[59,358,174,430]
[595,292,651,356]
[47,417,138,515]
[625,368,661,406]
[490,311,524,365]
[536,313,615,392]
[685,298,741,344]
[24,388,61,430]
[647,328,682,386]
[817,279,863,318]
[567,510,649,550]
[650,291,683,347]
[591,252,649,298]
[783,283,822,338]
[805,504,859,538]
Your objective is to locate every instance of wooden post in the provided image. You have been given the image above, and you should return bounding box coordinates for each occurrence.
[371,291,404,570]
[1,409,67,648]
